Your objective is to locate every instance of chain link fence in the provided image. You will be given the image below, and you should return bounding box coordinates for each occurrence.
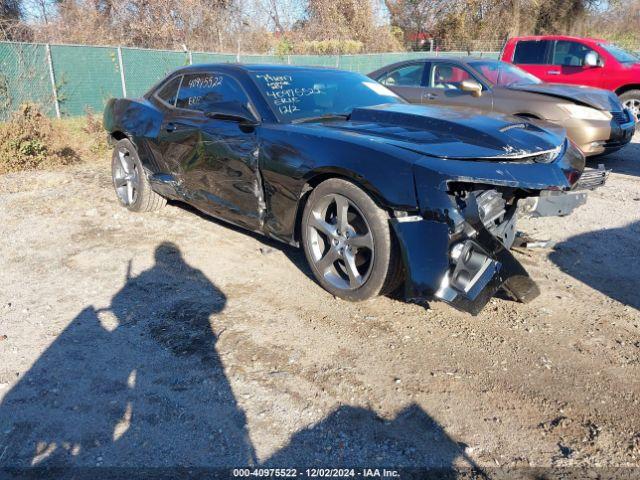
[0,41,500,120]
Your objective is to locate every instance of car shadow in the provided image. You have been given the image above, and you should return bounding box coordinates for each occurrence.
[264,403,472,471]
[548,221,640,309]
[0,242,472,477]
[591,139,640,177]
[169,201,420,306]
[169,200,315,281]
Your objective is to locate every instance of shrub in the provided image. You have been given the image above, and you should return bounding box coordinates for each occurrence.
[275,37,294,58]
[293,39,364,55]
[0,104,78,174]
[83,108,109,154]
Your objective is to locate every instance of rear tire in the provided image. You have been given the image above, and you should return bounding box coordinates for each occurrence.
[301,178,402,302]
[111,138,166,212]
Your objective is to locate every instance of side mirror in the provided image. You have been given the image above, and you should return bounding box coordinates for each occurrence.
[460,79,483,97]
[584,51,601,67]
[382,76,396,86]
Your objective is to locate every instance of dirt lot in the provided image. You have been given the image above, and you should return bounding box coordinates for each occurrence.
[0,134,639,473]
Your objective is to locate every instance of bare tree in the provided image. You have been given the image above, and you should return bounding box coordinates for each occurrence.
[384,0,448,40]
[0,0,22,39]
[4,0,638,54]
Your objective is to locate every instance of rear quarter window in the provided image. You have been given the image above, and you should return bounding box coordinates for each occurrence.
[513,40,552,64]
[155,76,182,106]
[378,63,426,87]
[176,73,249,113]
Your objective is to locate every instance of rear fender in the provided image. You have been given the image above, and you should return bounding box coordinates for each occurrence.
[104,98,162,140]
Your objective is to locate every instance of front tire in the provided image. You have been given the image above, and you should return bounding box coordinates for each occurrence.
[619,90,640,123]
[111,138,166,212]
[301,178,401,302]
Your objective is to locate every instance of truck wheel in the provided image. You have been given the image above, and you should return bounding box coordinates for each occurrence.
[111,139,166,212]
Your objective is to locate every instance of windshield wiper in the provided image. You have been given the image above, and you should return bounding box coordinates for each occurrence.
[292,113,350,124]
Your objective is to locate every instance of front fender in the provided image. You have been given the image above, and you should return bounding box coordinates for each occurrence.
[258,124,421,243]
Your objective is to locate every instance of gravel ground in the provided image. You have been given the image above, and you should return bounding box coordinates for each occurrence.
[0,135,639,473]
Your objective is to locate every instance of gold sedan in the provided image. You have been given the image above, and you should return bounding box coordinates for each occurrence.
[369,58,636,157]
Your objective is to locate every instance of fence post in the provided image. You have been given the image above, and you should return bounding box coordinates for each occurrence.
[188,51,193,65]
[45,44,61,119]
[336,55,340,68]
[117,47,127,97]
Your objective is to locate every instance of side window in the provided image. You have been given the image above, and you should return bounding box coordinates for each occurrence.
[513,40,552,64]
[553,41,596,67]
[378,63,425,87]
[155,76,182,106]
[176,73,249,113]
[429,64,471,89]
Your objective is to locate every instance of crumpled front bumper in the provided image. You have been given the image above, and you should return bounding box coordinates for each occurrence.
[391,139,586,315]
[391,217,539,315]
[519,164,609,218]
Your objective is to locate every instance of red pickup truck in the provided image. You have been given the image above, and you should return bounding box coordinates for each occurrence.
[501,35,640,120]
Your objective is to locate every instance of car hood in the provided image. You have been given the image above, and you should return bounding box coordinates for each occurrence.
[508,83,621,111]
[322,103,564,160]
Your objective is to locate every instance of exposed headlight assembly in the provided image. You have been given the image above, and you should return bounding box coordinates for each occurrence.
[531,144,563,163]
[560,104,611,121]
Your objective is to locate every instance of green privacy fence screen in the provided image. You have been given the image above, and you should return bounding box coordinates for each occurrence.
[0,41,500,120]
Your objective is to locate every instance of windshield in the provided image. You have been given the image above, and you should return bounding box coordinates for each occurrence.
[599,43,639,63]
[250,69,404,122]
[471,60,542,87]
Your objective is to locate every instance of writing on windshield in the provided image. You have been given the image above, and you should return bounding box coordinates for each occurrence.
[255,74,324,116]
[251,70,402,121]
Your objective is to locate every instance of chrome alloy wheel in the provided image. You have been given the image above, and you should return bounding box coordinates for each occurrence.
[113,147,140,206]
[306,193,374,291]
[623,98,640,121]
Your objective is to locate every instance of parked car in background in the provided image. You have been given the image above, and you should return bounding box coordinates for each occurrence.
[369,58,635,157]
[501,35,640,121]
[104,64,592,314]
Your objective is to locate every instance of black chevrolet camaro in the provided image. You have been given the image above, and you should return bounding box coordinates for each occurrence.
[103,64,589,314]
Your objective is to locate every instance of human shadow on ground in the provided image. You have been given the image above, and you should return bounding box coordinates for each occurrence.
[0,242,472,478]
[548,221,640,310]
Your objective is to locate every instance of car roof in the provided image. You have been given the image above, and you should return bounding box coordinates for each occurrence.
[369,56,499,75]
[172,63,343,75]
[507,35,608,44]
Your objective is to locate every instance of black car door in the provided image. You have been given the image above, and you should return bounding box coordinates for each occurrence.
[148,75,196,177]
[375,62,429,103]
[164,71,263,230]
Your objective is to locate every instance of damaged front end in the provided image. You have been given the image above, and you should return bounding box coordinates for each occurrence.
[392,139,591,315]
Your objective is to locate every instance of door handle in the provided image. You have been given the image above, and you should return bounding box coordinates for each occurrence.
[423,93,438,100]
[547,70,560,75]
[165,122,176,133]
